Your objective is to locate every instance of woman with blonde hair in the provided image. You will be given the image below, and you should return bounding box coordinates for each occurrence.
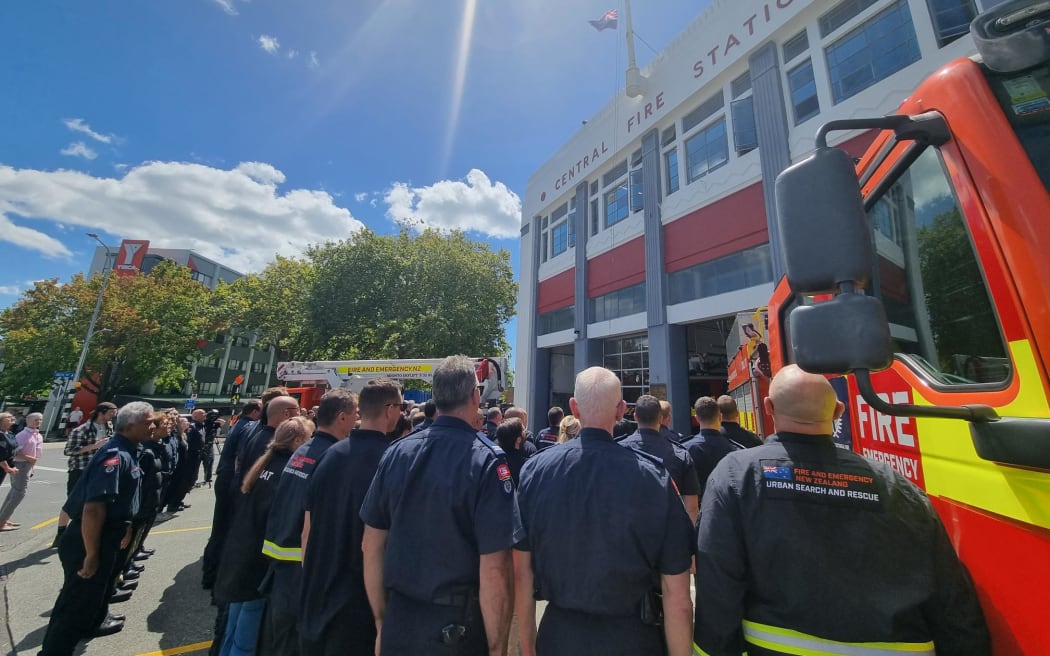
[558,415,581,443]
[214,416,312,656]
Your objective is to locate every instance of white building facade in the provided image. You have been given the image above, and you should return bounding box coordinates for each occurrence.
[517,0,1004,431]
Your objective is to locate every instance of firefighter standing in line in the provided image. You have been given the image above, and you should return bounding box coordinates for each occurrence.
[360,355,521,656]
[693,365,990,655]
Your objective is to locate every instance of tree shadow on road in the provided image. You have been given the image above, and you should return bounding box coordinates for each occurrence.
[147,557,215,652]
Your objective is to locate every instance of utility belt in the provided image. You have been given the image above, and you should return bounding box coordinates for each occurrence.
[432,589,480,655]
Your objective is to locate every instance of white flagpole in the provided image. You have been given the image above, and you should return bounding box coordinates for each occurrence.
[623,0,644,97]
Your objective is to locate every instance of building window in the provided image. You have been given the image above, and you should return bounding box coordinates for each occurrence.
[538,305,575,335]
[550,202,570,257]
[825,1,921,104]
[629,150,644,214]
[731,97,757,155]
[662,127,679,196]
[590,282,646,323]
[603,160,630,228]
[665,149,680,195]
[668,243,774,305]
[685,118,729,183]
[199,382,217,395]
[540,215,548,263]
[730,71,751,99]
[590,197,600,236]
[227,359,243,370]
[603,335,649,405]
[788,60,820,125]
[783,28,810,63]
[191,270,214,287]
[568,197,577,248]
[819,0,879,37]
[927,0,977,46]
[683,92,725,133]
[252,362,268,374]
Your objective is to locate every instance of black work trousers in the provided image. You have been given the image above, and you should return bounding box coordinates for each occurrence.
[298,603,375,656]
[201,476,235,590]
[380,591,486,656]
[258,604,299,656]
[536,604,663,656]
[38,521,124,656]
[201,443,215,483]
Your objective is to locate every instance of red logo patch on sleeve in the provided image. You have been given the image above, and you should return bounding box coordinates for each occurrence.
[497,463,511,481]
[103,457,120,467]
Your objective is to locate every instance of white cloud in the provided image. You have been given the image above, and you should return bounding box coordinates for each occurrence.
[113,163,128,172]
[287,49,299,60]
[0,160,366,272]
[308,51,320,69]
[354,192,368,203]
[0,285,20,295]
[60,141,98,160]
[62,118,113,144]
[384,169,521,238]
[258,35,280,54]
[211,0,238,15]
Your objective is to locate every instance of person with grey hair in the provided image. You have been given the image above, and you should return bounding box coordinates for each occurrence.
[362,355,522,656]
[0,411,44,531]
[514,368,695,656]
[39,401,156,653]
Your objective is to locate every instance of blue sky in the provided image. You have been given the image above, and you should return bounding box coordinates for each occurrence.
[0,0,707,364]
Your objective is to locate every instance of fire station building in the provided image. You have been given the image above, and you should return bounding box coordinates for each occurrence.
[516,0,1000,431]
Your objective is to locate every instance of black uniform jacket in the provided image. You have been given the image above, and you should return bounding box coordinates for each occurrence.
[214,447,293,604]
[694,432,989,655]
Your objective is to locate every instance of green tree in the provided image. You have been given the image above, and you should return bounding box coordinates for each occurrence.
[0,261,221,401]
[303,228,516,360]
[216,255,316,356]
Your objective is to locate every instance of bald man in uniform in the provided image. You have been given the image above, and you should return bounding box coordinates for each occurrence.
[693,365,988,655]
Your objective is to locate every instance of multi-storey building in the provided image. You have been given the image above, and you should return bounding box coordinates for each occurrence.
[88,244,278,402]
[517,0,1000,432]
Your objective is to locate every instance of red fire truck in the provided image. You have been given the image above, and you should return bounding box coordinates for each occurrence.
[748,1,1050,651]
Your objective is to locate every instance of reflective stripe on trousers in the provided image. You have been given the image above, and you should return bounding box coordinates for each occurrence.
[739,620,935,655]
[261,539,301,562]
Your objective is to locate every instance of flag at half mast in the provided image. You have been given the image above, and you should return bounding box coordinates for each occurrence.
[589,9,618,31]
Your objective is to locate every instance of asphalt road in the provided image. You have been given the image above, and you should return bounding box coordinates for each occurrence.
[0,440,218,656]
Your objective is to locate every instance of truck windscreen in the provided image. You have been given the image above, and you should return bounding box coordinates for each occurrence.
[987,62,1050,191]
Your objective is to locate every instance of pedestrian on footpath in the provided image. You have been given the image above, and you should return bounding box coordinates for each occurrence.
[54,402,117,547]
[0,412,44,532]
[0,413,21,489]
[38,402,155,656]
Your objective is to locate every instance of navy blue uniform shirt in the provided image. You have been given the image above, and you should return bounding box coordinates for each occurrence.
[63,433,141,525]
[682,428,739,500]
[299,428,389,640]
[536,427,558,450]
[515,428,694,616]
[360,415,524,602]
[617,428,701,498]
[262,430,339,613]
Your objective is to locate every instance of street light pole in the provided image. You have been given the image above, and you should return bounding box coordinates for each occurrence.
[70,233,114,393]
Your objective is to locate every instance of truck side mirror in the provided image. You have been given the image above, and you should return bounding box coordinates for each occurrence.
[789,294,892,374]
[775,147,871,294]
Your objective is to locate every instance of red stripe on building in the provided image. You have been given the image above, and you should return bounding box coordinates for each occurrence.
[587,236,645,298]
[838,129,878,159]
[664,183,767,273]
[537,268,575,314]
